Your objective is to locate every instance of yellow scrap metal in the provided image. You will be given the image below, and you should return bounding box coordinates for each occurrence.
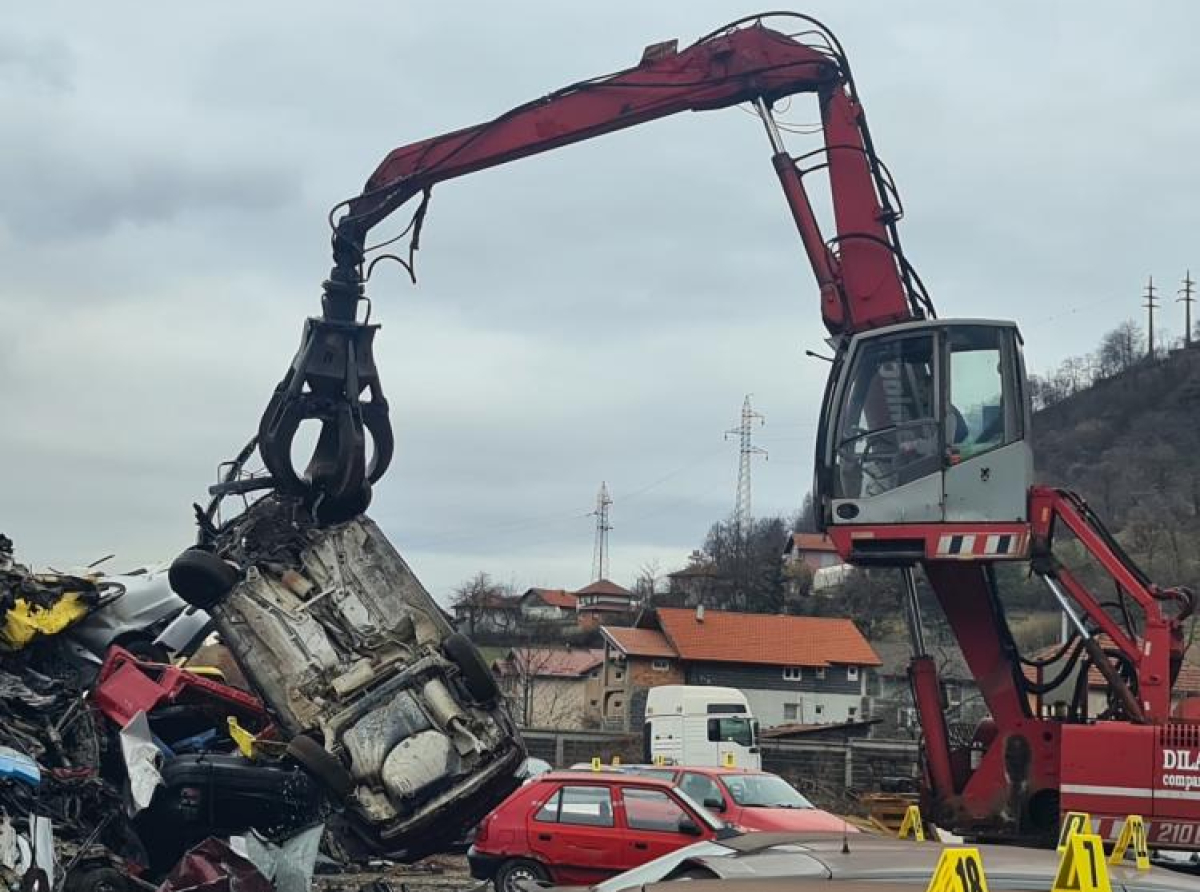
[0,593,89,651]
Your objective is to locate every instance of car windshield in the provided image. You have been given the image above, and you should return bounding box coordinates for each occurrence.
[723,774,813,809]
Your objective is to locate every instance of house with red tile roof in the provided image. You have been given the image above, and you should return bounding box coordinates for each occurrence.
[575,578,639,629]
[492,646,605,730]
[593,606,881,732]
[519,587,579,622]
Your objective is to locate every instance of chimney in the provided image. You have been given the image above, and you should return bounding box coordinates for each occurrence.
[695,605,705,623]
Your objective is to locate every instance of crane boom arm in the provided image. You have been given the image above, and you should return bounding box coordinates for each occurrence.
[260,14,927,510]
[331,17,920,336]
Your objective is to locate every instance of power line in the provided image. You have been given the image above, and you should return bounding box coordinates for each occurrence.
[590,481,612,581]
[1179,270,1195,348]
[1143,275,1159,359]
[724,395,767,535]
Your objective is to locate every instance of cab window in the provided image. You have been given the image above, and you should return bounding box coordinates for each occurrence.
[707,717,754,747]
[835,333,939,498]
[946,326,1019,461]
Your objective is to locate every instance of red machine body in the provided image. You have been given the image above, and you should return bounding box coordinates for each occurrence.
[289,12,1198,847]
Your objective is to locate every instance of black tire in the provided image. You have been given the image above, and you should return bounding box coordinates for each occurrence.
[168,549,240,610]
[443,632,499,703]
[494,859,549,892]
[64,866,126,892]
[286,733,355,800]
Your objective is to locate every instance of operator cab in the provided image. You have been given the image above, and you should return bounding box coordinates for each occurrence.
[816,319,1033,535]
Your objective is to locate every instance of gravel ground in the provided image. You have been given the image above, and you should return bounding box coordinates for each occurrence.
[316,855,484,892]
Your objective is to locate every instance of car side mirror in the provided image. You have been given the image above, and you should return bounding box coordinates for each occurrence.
[678,815,703,836]
[704,797,726,812]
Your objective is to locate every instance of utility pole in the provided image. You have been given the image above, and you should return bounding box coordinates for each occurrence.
[725,395,767,537]
[1180,270,1195,348]
[1143,275,1159,359]
[590,482,612,581]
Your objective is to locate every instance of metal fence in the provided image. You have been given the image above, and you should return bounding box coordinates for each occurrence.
[520,729,920,812]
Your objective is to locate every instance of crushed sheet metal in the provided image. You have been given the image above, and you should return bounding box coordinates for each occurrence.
[118,712,162,814]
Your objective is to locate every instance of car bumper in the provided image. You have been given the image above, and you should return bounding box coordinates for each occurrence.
[468,845,504,881]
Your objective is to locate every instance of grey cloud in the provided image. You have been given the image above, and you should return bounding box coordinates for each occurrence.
[0,34,73,92]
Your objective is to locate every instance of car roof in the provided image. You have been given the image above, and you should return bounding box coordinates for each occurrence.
[608,764,772,777]
[539,770,679,788]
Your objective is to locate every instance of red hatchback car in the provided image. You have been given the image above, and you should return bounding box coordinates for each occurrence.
[628,766,856,834]
[468,771,730,892]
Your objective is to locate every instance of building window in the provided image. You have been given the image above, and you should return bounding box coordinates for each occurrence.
[651,659,671,672]
[847,666,859,681]
[814,705,824,717]
[783,667,802,681]
[848,706,857,719]
[815,667,826,680]
[783,703,799,721]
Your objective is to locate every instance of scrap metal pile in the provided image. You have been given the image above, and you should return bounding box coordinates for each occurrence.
[0,516,524,892]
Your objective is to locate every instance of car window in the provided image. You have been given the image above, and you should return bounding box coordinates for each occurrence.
[535,785,614,827]
[722,774,813,808]
[680,772,724,809]
[622,787,690,833]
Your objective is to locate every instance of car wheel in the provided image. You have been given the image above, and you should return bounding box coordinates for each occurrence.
[443,632,500,703]
[168,549,240,610]
[495,859,549,892]
[286,734,355,800]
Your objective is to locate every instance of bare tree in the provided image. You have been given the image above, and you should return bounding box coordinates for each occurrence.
[497,647,588,729]
[451,571,517,638]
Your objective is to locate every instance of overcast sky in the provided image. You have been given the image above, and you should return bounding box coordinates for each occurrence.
[3,2,1198,602]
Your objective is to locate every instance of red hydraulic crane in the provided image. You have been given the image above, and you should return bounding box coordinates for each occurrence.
[253,13,1198,848]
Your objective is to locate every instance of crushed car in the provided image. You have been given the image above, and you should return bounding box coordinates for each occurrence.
[169,481,525,859]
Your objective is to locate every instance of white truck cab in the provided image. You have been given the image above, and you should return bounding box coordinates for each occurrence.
[643,685,760,770]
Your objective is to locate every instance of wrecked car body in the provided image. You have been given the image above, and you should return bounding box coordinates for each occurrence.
[170,495,524,858]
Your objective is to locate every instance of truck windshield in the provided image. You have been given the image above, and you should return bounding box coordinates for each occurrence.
[707,717,755,748]
[723,774,813,809]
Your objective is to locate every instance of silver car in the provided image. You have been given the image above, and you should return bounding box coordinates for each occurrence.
[169,498,524,858]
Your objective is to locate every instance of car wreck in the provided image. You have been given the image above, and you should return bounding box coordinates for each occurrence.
[169,486,525,859]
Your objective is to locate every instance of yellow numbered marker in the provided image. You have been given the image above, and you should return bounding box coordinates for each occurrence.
[590,757,602,771]
[898,804,926,842]
[653,754,667,766]
[1107,815,1150,870]
[611,755,621,767]
[1057,811,1093,852]
[924,846,989,892]
[721,751,736,768]
[1052,833,1112,892]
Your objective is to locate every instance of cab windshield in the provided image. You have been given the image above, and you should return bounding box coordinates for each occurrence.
[835,333,939,499]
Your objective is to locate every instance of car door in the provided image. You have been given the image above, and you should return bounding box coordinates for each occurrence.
[617,784,710,867]
[527,783,627,885]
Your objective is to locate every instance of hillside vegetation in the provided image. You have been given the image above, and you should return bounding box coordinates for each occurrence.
[1034,344,1200,596]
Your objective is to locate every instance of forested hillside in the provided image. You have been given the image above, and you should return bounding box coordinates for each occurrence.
[1034,344,1200,595]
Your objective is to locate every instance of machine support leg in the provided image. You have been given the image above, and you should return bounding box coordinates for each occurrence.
[899,566,956,808]
[901,565,927,656]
